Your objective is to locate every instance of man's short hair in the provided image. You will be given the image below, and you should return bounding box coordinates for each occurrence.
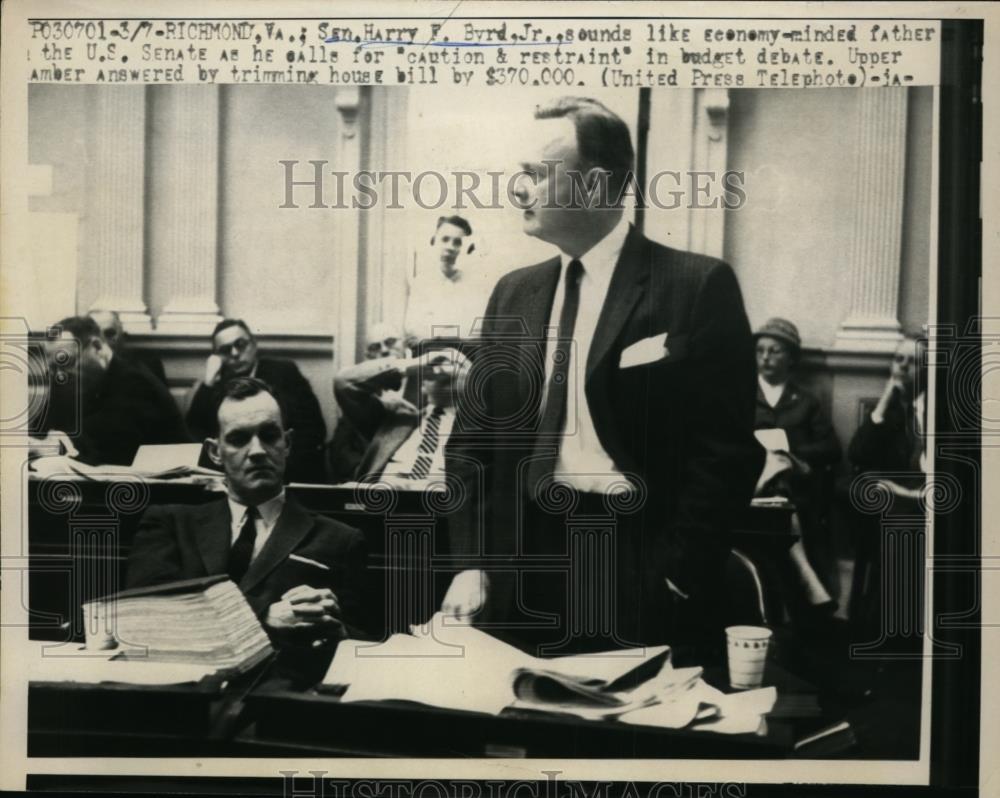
[534,96,635,201]
[211,318,253,342]
[54,316,102,346]
[436,215,472,236]
[218,376,288,428]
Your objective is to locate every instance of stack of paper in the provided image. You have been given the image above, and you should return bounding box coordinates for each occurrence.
[84,576,273,673]
[321,614,777,733]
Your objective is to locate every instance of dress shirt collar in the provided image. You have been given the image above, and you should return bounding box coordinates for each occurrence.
[559,214,631,283]
[227,488,286,527]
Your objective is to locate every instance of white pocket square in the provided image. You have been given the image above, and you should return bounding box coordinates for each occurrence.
[288,553,330,571]
[619,333,669,368]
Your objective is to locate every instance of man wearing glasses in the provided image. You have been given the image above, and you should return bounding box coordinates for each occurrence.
[186,319,327,483]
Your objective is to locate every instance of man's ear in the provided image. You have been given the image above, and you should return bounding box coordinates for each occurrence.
[283,428,295,451]
[585,165,610,192]
[429,235,436,246]
[205,438,222,467]
[467,242,475,254]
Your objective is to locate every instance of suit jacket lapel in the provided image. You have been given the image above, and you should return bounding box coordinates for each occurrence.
[194,500,232,577]
[586,226,651,379]
[522,257,561,340]
[360,416,419,481]
[240,496,314,592]
[516,258,561,402]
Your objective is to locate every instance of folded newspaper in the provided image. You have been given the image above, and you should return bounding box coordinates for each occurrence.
[322,613,776,732]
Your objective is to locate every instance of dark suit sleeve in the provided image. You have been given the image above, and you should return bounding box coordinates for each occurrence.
[76,367,189,465]
[667,262,765,598]
[443,282,504,571]
[186,381,220,442]
[276,362,327,460]
[125,505,186,589]
[333,527,369,639]
[848,404,908,473]
[333,358,405,439]
[792,395,842,468]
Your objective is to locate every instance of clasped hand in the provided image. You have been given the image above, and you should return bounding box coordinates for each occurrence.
[265,585,345,640]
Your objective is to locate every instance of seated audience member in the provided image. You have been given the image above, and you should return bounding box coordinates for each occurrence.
[334,347,469,485]
[327,323,408,484]
[847,335,928,653]
[127,377,366,646]
[29,315,188,465]
[403,216,491,344]
[753,318,843,620]
[186,319,327,483]
[89,309,168,386]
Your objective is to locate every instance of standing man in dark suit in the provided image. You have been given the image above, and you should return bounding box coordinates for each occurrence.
[186,319,327,483]
[29,315,189,465]
[128,377,366,645]
[441,97,763,654]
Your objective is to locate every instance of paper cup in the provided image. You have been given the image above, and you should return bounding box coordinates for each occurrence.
[726,625,772,689]
[83,600,117,651]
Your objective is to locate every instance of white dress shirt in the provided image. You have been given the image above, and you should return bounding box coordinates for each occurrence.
[404,266,491,341]
[381,404,456,486]
[227,489,286,561]
[758,376,787,408]
[543,214,632,494]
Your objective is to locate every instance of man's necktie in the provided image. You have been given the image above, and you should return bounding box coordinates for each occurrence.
[527,258,584,498]
[228,506,258,583]
[405,405,446,480]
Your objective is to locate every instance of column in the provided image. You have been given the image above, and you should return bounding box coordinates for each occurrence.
[364,88,410,333]
[155,87,223,334]
[84,86,151,332]
[689,88,731,259]
[332,87,363,368]
[834,89,908,351]
[643,89,729,259]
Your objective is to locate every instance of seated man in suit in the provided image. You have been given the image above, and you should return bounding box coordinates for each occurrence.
[327,323,409,484]
[89,308,168,386]
[127,377,366,646]
[186,319,327,483]
[333,347,469,485]
[29,315,189,465]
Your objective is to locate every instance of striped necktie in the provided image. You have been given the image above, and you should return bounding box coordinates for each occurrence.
[405,406,446,480]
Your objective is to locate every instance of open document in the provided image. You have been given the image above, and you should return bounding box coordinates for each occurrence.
[322,614,776,732]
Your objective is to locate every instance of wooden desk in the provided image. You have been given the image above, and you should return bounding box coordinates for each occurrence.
[29,676,233,757]
[28,657,832,759]
[26,477,795,643]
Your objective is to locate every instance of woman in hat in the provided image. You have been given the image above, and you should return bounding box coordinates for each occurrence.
[753,317,843,624]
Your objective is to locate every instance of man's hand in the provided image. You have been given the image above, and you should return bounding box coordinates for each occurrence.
[28,430,79,459]
[402,347,470,375]
[378,388,419,418]
[872,376,904,424]
[204,354,224,387]
[774,450,811,477]
[441,569,490,620]
[874,479,923,504]
[264,585,345,640]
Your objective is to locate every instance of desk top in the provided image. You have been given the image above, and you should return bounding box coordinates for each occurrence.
[28,650,832,759]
